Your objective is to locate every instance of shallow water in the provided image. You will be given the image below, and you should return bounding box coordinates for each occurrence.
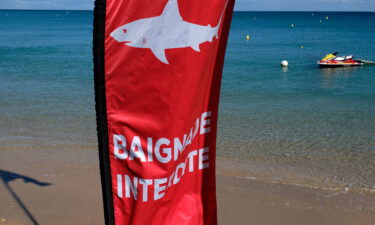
[0,10,374,190]
[0,10,96,151]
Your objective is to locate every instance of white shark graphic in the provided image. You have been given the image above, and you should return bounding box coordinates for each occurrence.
[110,0,227,64]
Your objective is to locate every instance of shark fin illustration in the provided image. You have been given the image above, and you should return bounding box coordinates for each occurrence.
[191,44,200,52]
[161,0,182,20]
[151,48,169,64]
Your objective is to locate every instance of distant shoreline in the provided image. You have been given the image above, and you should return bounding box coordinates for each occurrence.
[0,9,374,12]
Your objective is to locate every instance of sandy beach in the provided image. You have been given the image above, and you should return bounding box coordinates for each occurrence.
[1,149,374,225]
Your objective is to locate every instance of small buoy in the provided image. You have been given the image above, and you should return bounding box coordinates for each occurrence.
[326,16,329,20]
[291,24,295,27]
[300,46,304,49]
[246,35,250,41]
[312,13,314,16]
[281,60,289,67]
[320,20,323,23]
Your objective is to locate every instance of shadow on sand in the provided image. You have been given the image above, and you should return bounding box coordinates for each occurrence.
[0,169,51,225]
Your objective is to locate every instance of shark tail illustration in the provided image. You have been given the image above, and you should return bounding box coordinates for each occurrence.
[213,17,222,39]
[214,0,228,39]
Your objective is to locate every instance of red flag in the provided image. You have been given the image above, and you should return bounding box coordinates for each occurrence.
[93,0,235,224]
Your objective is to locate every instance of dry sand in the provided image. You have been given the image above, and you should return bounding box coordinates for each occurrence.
[0,149,374,225]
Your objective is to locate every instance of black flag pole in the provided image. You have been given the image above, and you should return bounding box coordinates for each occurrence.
[93,0,115,224]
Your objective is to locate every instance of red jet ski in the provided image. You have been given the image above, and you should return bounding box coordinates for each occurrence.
[318,52,364,67]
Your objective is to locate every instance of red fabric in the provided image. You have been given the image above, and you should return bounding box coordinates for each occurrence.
[104,0,234,224]
[319,59,361,65]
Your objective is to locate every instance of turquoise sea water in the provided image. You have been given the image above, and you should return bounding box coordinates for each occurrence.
[0,10,374,191]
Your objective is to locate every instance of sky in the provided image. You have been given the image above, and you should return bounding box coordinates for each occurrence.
[0,0,374,11]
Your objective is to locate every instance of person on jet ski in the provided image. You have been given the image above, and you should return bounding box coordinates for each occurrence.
[321,52,338,61]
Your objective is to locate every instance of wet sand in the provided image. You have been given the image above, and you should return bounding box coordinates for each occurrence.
[0,149,374,225]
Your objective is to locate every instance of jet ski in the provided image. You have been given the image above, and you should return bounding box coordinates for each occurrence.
[318,52,364,67]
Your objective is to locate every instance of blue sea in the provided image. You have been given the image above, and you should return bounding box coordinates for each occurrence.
[0,10,374,191]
